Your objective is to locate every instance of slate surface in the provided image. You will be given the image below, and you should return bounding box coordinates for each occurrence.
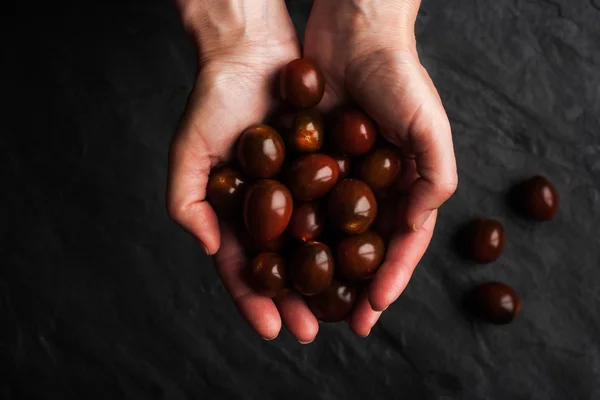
[3,0,600,399]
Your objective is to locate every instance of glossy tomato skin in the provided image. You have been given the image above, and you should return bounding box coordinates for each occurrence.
[237,125,285,179]
[330,107,377,156]
[290,241,334,296]
[286,154,339,201]
[249,252,288,298]
[357,146,402,194]
[512,176,559,221]
[462,218,506,264]
[287,202,325,242]
[206,165,248,217]
[469,282,521,324]
[306,280,357,322]
[328,153,351,180]
[274,109,324,153]
[243,180,293,243]
[279,59,325,109]
[336,230,385,281]
[328,179,378,235]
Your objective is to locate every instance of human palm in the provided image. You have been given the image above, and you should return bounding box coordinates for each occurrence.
[169,0,457,342]
[168,31,324,340]
[304,0,457,336]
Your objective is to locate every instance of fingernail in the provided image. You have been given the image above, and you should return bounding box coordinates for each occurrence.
[371,303,386,312]
[262,335,278,341]
[201,244,210,255]
[359,329,371,338]
[413,210,433,231]
[298,339,314,345]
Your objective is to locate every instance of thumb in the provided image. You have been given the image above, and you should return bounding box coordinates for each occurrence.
[347,50,458,231]
[167,77,263,254]
[167,90,220,255]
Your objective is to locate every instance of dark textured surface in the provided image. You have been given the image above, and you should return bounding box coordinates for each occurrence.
[3,0,600,399]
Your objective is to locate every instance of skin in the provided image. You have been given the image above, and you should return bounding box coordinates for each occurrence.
[168,0,458,342]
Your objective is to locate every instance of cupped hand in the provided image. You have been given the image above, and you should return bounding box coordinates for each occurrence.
[304,0,458,336]
[168,0,319,342]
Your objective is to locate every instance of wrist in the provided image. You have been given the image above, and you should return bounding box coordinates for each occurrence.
[174,0,281,56]
[312,0,420,44]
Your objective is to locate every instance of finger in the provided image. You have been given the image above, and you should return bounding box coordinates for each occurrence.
[404,67,457,230]
[275,290,319,344]
[214,224,282,340]
[167,74,265,255]
[349,289,382,337]
[368,210,437,312]
[316,86,341,113]
[167,132,220,254]
[167,84,227,255]
[393,158,419,195]
[348,51,457,232]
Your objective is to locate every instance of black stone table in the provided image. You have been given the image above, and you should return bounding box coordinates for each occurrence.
[3,0,600,398]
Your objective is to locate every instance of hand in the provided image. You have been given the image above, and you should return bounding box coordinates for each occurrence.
[168,0,319,342]
[304,0,458,336]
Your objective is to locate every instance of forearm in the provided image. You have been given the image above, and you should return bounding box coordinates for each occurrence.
[173,0,290,55]
[311,0,420,37]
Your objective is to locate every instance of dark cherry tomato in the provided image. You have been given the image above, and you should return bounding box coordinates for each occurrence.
[237,124,285,179]
[249,252,287,297]
[330,107,377,156]
[328,179,378,235]
[286,154,340,201]
[287,202,325,242]
[357,146,402,194]
[469,282,521,324]
[462,218,506,264]
[244,180,293,243]
[306,280,357,322]
[290,241,334,296]
[279,58,325,108]
[336,230,385,281]
[206,165,247,217]
[274,109,324,153]
[512,176,559,221]
[328,153,351,180]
